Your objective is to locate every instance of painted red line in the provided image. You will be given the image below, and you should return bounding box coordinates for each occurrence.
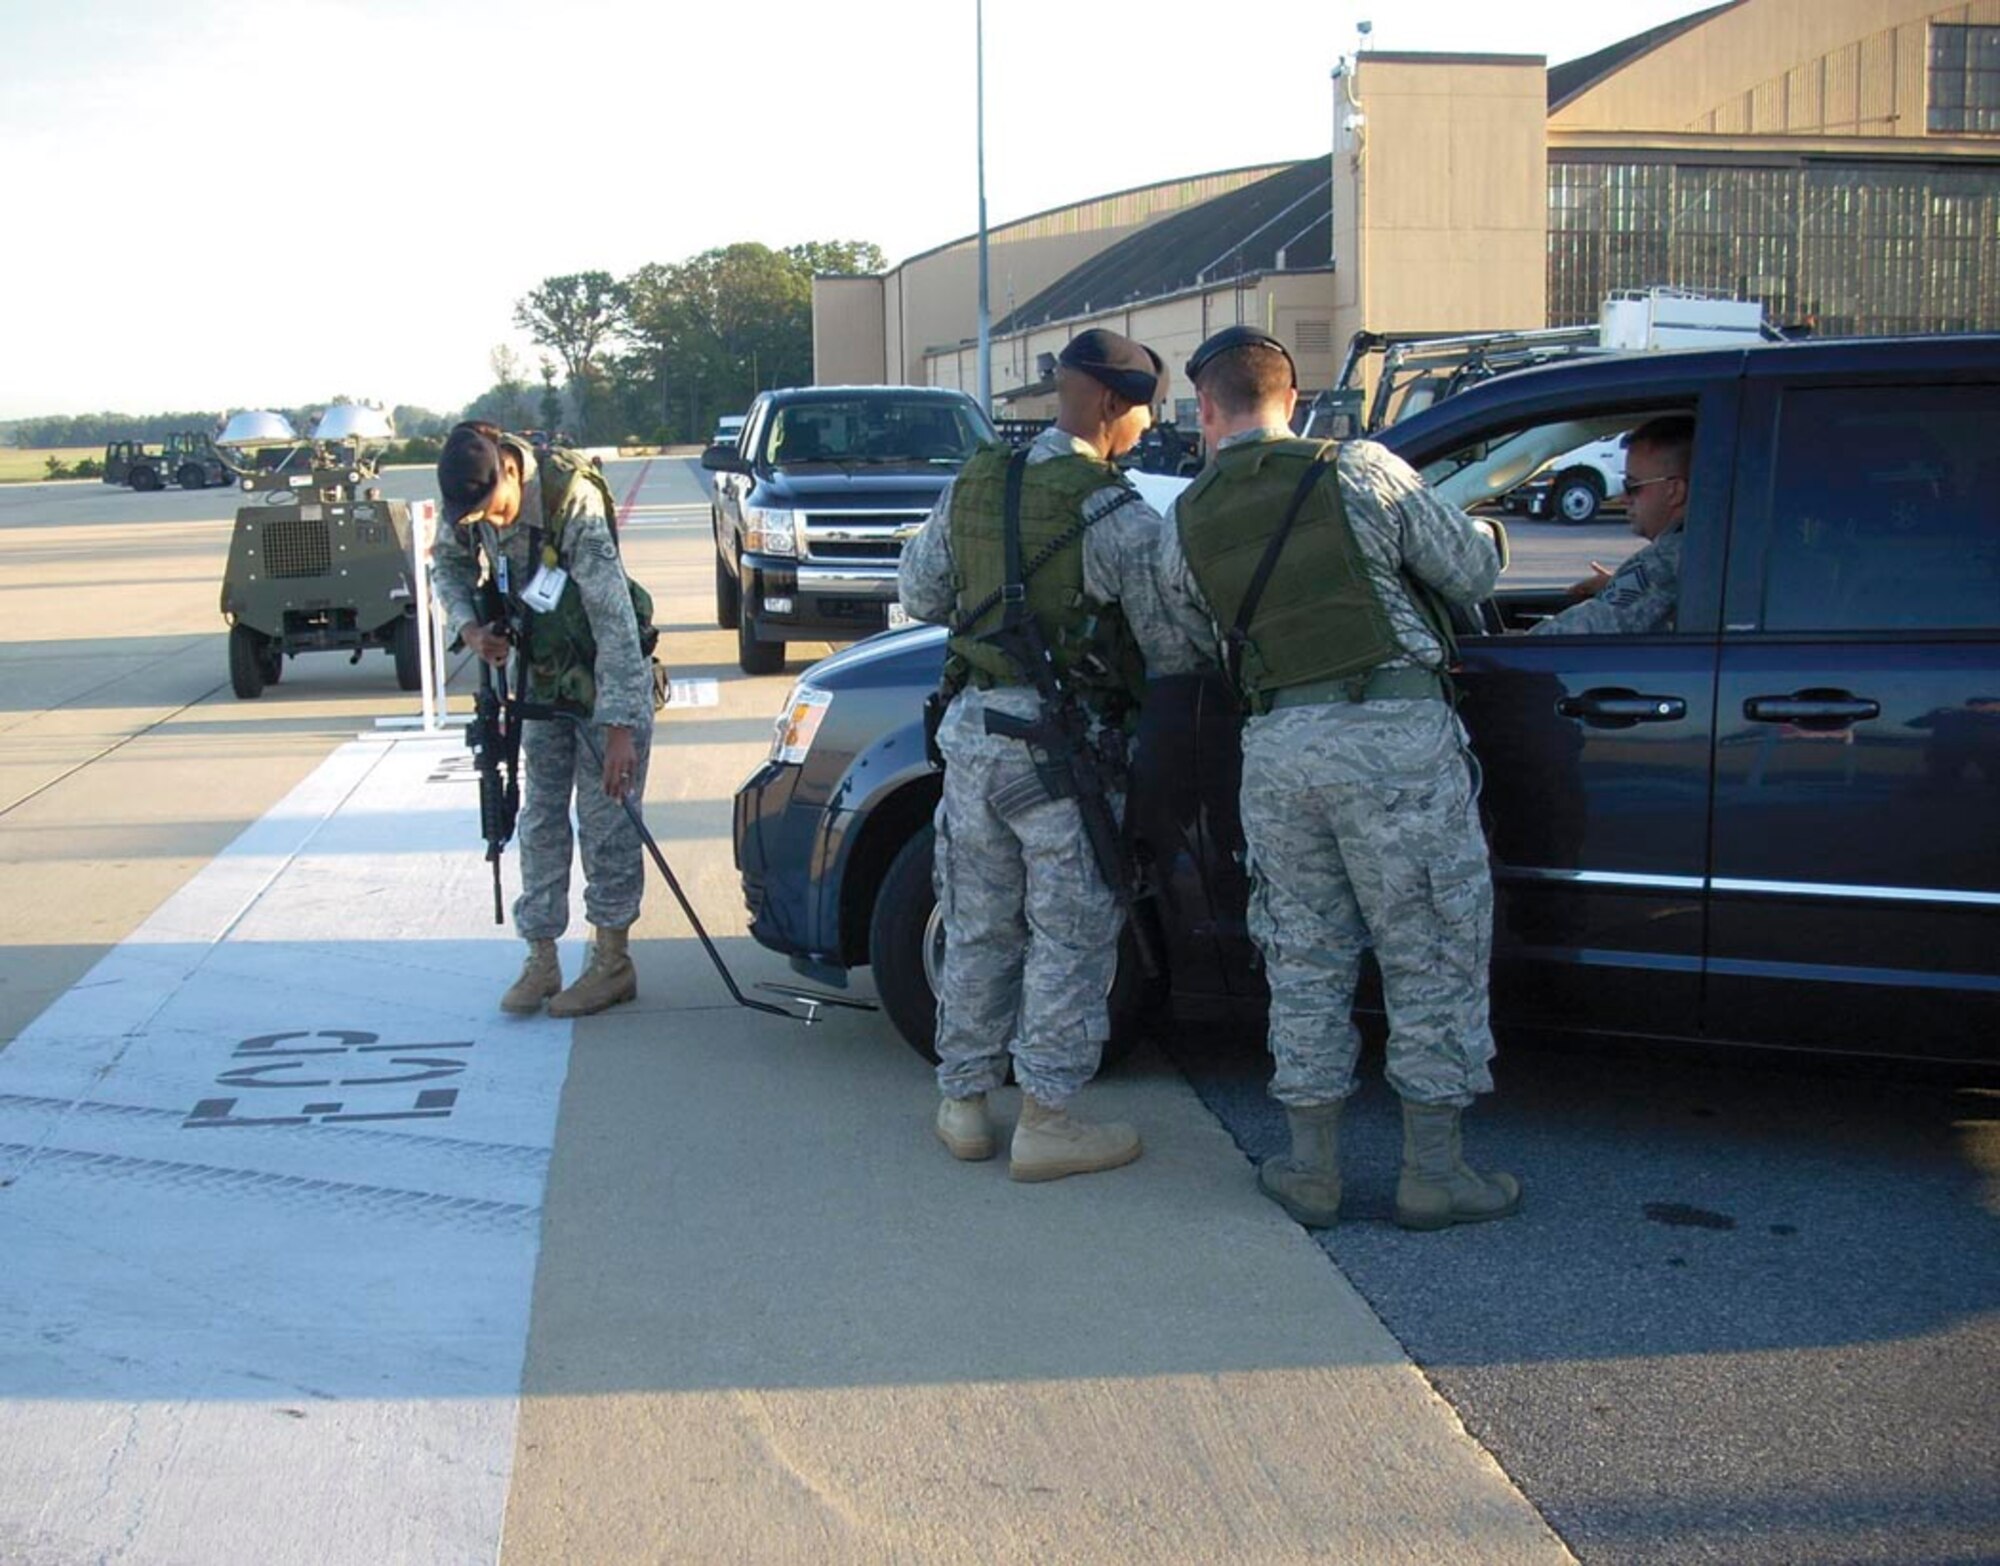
[617,458,654,531]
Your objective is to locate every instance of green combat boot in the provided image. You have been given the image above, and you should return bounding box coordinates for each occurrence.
[547,926,637,1018]
[1256,1100,1344,1227]
[1394,1100,1521,1231]
[1009,1096,1141,1183]
[500,939,561,1015]
[935,1094,996,1161]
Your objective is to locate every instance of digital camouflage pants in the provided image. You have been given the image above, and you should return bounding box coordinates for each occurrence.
[512,713,654,941]
[1240,698,1496,1109]
[931,688,1121,1110]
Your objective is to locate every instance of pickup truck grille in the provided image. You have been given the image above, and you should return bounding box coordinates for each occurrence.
[799,510,930,565]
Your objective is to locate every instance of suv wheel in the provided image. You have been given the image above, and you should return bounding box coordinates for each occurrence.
[737,598,784,675]
[869,823,1154,1071]
[1553,469,1604,525]
[228,625,267,699]
[714,533,741,630]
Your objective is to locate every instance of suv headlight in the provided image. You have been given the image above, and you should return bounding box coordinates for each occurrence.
[770,683,833,765]
[745,506,797,557]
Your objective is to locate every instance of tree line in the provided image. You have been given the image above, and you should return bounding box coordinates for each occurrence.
[7,238,887,453]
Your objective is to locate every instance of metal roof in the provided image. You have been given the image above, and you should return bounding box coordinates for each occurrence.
[1546,2,1742,112]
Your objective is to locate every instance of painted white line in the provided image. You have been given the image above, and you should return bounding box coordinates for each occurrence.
[662,678,720,710]
[0,735,574,1566]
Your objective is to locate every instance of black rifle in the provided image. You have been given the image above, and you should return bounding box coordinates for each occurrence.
[465,654,523,925]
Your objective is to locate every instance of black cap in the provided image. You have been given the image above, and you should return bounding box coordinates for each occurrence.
[437,423,503,525]
[1186,326,1296,388]
[1058,328,1166,406]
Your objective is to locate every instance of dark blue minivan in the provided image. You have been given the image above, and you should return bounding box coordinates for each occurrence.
[733,336,2000,1065]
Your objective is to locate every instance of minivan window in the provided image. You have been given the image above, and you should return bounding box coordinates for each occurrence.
[1761,384,2000,633]
[762,399,991,468]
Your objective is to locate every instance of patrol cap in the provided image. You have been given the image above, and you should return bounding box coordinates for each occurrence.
[1186,326,1297,388]
[437,422,502,525]
[1058,328,1166,406]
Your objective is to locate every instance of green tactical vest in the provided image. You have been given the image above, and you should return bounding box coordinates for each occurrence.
[944,444,1144,710]
[518,448,658,716]
[1175,437,1405,714]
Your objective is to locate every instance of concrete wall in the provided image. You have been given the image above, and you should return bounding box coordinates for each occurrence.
[811,276,886,386]
[1333,54,1550,353]
[1552,0,2000,144]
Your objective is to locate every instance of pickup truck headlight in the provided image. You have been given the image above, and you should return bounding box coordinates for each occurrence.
[745,506,797,557]
[770,683,833,765]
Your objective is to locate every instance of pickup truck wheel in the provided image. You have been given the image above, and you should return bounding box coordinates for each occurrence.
[714,540,740,630]
[870,822,1154,1071]
[737,601,784,675]
[228,625,267,699]
[1553,470,1604,525]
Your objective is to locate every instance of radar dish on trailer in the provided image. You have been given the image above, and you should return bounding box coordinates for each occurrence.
[218,409,300,447]
[313,405,396,443]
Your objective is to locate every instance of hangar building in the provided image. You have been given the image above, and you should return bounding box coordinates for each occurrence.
[811,0,2000,421]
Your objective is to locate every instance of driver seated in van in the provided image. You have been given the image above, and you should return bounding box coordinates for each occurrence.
[1530,415,1692,636]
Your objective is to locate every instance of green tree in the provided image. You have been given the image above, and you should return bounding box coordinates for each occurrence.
[514,272,624,440]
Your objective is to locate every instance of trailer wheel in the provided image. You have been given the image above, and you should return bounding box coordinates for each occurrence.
[392,615,424,692]
[229,625,267,699]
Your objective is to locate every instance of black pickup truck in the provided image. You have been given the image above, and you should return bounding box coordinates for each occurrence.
[704,386,996,674]
[733,336,2000,1066]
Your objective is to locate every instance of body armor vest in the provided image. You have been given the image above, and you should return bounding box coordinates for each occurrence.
[944,445,1144,710]
[1175,437,1401,712]
[515,449,656,716]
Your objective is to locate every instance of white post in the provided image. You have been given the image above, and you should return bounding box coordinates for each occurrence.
[410,499,443,733]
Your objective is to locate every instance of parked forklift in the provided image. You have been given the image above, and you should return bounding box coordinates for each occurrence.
[215,406,425,699]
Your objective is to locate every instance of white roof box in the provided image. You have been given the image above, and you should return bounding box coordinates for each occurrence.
[313,404,396,443]
[218,409,299,447]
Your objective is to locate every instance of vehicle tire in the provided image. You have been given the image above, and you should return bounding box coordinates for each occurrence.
[131,464,162,493]
[870,822,1155,1072]
[177,463,206,490]
[737,600,783,676]
[714,537,741,630]
[259,643,283,685]
[392,614,424,692]
[1553,469,1604,525]
[229,625,266,699]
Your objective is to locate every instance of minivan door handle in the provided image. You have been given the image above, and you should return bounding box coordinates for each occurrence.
[1556,687,1688,727]
[1744,690,1880,728]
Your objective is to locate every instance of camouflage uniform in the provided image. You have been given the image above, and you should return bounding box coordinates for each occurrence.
[1528,525,1683,635]
[430,437,653,940]
[899,427,1202,1109]
[1158,429,1501,1108]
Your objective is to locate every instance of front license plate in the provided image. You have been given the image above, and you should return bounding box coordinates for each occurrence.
[886,602,913,630]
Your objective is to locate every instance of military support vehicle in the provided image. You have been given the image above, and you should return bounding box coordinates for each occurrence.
[216,406,425,699]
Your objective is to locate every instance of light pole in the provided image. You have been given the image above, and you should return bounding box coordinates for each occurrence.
[975,0,992,414]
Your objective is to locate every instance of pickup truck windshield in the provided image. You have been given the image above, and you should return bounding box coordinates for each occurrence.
[764,399,991,468]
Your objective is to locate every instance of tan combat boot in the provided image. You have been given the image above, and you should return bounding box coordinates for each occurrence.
[547,926,637,1018]
[500,939,561,1015]
[1257,1100,1344,1227]
[1009,1095,1141,1183]
[1394,1100,1521,1231]
[935,1094,996,1161]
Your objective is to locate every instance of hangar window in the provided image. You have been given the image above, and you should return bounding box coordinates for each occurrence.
[1929,23,2000,135]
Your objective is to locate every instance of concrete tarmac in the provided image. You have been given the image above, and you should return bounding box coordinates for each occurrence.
[0,462,1573,1562]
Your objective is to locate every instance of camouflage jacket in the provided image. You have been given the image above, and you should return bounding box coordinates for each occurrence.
[1528,525,1683,636]
[429,436,652,729]
[898,425,1207,679]
[1156,426,1500,673]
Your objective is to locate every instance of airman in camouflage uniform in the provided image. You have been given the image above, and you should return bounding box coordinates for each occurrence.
[432,423,654,1018]
[899,330,1201,1182]
[1530,415,1693,636]
[1156,327,1520,1231]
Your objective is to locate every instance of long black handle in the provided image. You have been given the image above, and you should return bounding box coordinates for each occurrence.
[1744,691,1880,726]
[1556,688,1687,726]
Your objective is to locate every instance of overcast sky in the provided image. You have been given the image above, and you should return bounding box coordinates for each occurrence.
[0,0,1703,422]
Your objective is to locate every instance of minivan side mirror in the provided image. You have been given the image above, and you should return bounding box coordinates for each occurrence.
[701,444,749,473]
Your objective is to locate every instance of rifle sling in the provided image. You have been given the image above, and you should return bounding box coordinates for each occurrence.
[1226,447,1335,691]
